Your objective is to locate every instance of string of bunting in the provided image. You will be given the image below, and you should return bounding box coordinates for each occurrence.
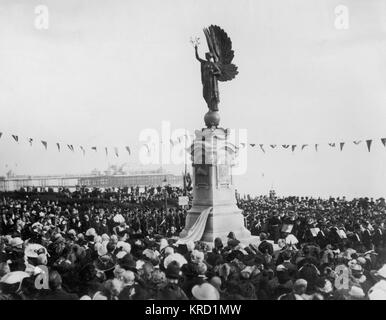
[246,139,386,153]
[0,131,132,158]
[1,130,385,156]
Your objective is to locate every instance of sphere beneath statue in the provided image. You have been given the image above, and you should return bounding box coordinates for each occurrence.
[204,110,220,128]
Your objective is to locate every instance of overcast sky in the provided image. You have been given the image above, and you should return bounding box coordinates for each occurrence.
[1,0,386,198]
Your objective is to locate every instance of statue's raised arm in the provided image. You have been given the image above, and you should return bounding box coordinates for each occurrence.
[193,25,238,128]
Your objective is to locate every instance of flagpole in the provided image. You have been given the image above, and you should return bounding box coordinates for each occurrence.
[184,131,187,195]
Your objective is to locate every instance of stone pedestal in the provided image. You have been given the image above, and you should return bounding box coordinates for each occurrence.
[179,127,252,244]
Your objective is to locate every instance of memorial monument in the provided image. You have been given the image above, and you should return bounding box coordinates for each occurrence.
[179,25,252,245]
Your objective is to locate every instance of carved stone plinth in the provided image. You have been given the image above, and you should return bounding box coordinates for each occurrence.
[179,127,252,244]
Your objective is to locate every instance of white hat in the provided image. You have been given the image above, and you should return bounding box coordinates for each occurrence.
[163,253,187,269]
[164,246,174,256]
[10,237,23,247]
[0,271,29,284]
[113,214,125,224]
[285,234,298,245]
[160,238,168,251]
[368,280,386,300]
[116,251,127,259]
[191,283,220,300]
[117,241,131,254]
[191,250,204,263]
[24,243,48,258]
[375,265,386,279]
[348,286,365,298]
[97,241,109,256]
[85,228,97,237]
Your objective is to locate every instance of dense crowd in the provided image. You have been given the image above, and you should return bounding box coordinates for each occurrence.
[1,187,386,300]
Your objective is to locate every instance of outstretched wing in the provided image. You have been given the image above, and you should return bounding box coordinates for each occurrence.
[208,25,234,65]
[203,25,238,82]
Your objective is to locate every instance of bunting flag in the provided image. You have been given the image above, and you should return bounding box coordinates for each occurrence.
[67,144,74,152]
[291,145,297,152]
[240,143,246,148]
[381,138,386,147]
[80,146,85,156]
[353,140,362,145]
[28,138,33,146]
[91,146,97,152]
[282,145,289,149]
[259,144,265,153]
[339,142,345,151]
[301,144,308,150]
[169,138,175,146]
[270,145,277,149]
[41,141,47,150]
[125,146,131,155]
[12,135,18,142]
[315,144,319,152]
[250,143,256,147]
[366,140,372,152]
[56,143,60,152]
[328,143,336,147]
[114,147,119,157]
[0,132,2,139]
[105,147,108,156]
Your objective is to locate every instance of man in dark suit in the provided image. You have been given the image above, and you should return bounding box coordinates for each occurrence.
[39,270,78,300]
[258,233,274,256]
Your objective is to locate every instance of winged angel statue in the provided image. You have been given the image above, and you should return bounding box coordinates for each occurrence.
[193,25,238,115]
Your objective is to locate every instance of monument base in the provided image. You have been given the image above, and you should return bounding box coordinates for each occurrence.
[180,204,252,245]
[179,127,255,246]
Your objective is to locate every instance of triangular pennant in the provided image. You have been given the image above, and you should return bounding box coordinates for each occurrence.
[291,145,296,152]
[105,147,108,156]
[28,138,33,146]
[41,141,47,150]
[339,142,345,151]
[125,146,131,155]
[240,143,246,148]
[56,143,60,152]
[250,143,256,147]
[170,139,175,146]
[270,145,277,149]
[259,144,265,153]
[282,145,289,149]
[301,144,308,151]
[67,144,74,152]
[0,132,2,139]
[366,140,372,152]
[315,144,319,152]
[12,135,18,142]
[114,147,119,157]
[353,140,362,145]
[328,143,336,147]
[91,146,97,152]
[381,138,386,147]
[80,146,85,156]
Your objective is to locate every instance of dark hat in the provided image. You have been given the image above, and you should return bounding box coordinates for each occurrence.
[227,232,236,239]
[176,244,188,256]
[165,261,181,279]
[94,254,116,273]
[158,283,186,300]
[118,254,137,273]
[227,239,240,248]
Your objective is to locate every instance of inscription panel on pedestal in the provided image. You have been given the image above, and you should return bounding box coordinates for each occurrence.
[195,164,210,188]
[217,164,231,188]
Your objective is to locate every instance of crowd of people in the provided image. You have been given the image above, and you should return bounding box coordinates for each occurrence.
[1,186,386,300]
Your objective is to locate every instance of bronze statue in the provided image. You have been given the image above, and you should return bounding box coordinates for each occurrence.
[192,25,238,127]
